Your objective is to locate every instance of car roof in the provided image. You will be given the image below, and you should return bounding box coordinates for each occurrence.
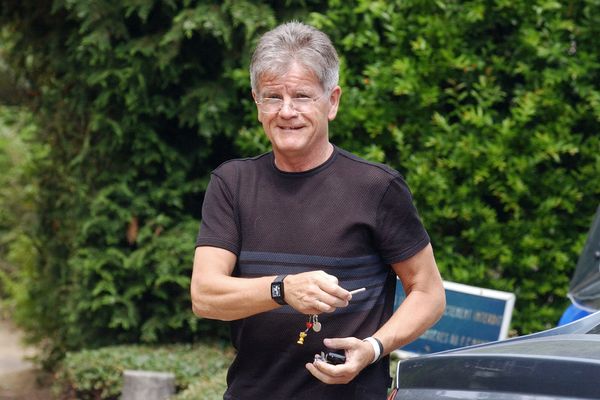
[396,334,600,398]
[451,334,600,360]
[395,311,600,398]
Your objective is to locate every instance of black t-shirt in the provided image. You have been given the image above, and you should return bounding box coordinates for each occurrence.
[196,146,430,400]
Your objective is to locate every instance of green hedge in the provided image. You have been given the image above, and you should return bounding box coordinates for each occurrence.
[0,0,599,362]
[0,0,295,360]
[55,342,234,400]
[307,0,600,333]
[0,105,39,309]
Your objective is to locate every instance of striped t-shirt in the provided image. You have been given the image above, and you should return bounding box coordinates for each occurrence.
[196,146,430,400]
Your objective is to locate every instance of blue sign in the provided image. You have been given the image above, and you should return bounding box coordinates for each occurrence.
[395,281,515,354]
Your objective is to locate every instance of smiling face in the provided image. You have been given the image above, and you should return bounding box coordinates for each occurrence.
[253,62,341,172]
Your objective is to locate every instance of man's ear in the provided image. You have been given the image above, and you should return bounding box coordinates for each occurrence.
[327,86,342,121]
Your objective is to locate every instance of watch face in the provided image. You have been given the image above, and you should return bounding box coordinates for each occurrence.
[272,284,281,297]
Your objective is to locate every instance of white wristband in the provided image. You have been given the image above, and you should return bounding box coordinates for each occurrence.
[363,337,382,364]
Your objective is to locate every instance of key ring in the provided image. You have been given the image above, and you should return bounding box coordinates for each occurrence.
[297,315,322,344]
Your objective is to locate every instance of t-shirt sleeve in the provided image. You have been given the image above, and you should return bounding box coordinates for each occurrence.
[375,176,430,264]
[195,172,240,255]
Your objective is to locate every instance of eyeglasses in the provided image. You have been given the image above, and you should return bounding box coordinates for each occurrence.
[255,92,327,114]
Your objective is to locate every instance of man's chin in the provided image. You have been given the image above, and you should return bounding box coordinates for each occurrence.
[274,148,306,159]
[272,138,308,153]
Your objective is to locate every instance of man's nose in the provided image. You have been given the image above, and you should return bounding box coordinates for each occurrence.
[278,100,298,117]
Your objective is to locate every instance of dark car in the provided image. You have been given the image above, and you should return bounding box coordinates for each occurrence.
[391,310,600,400]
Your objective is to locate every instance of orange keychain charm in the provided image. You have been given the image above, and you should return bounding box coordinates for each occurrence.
[297,331,307,345]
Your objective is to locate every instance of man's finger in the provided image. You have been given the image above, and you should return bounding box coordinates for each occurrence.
[306,361,333,383]
[319,280,351,302]
[306,360,353,385]
[324,337,355,350]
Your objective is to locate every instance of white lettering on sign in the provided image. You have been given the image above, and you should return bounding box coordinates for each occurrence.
[422,329,487,346]
[444,305,473,320]
[473,311,502,326]
[443,306,502,327]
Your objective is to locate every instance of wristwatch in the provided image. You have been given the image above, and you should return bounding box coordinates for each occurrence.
[271,275,287,305]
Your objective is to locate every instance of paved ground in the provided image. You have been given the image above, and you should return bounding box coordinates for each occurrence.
[0,317,53,399]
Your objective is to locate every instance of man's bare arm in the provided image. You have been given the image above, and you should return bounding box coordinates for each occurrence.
[374,243,446,354]
[191,246,352,321]
[191,246,277,321]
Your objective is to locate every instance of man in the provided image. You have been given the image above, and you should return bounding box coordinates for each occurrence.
[191,21,445,400]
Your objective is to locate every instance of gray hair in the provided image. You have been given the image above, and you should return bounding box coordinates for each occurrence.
[250,21,339,93]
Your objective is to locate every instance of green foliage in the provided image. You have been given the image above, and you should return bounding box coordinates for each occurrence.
[55,341,234,400]
[0,0,599,366]
[303,0,600,333]
[0,0,282,358]
[0,105,40,307]
[171,368,230,400]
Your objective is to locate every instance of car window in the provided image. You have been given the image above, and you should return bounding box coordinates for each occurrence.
[588,323,600,334]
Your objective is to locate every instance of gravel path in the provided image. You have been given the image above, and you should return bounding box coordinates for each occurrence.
[0,318,53,399]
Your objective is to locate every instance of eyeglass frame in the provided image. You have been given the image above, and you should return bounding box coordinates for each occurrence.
[254,90,330,114]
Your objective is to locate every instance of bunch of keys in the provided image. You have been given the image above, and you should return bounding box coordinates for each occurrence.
[296,315,322,345]
[295,288,365,345]
[314,350,346,365]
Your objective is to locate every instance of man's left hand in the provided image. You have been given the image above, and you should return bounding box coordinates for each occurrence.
[305,337,374,384]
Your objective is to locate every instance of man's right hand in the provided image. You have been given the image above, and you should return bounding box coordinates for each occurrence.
[192,247,352,321]
[283,271,352,314]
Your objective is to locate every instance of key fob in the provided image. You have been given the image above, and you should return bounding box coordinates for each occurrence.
[323,350,346,365]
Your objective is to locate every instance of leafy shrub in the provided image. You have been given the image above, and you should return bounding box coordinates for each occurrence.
[55,341,234,400]
[301,0,600,334]
[0,105,40,310]
[171,368,230,400]
[0,0,285,359]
